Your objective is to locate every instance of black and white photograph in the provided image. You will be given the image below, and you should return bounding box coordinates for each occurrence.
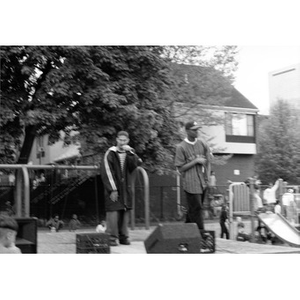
[1,1,299,299]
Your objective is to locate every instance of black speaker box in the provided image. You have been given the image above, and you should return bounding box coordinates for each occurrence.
[144,223,202,254]
[15,217,38,253]
[76,233,110,254]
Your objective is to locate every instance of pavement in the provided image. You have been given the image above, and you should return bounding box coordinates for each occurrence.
[37,221,300,254]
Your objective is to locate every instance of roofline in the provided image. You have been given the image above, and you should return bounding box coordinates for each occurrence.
[194,103,259,113]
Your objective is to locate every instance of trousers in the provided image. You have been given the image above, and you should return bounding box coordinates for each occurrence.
[184,191,205,230]
[106,210,130,241]
[220,222,229,239]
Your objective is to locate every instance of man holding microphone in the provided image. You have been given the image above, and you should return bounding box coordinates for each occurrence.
[101,131,142,246]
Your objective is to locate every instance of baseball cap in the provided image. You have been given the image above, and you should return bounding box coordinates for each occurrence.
[185,121,201,130]
[0,216,19,231]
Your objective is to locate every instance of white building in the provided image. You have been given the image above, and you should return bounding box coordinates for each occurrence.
[269,63,300,109]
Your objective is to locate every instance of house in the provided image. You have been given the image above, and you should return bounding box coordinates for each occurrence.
[28,131,81,166]
[269,63,300,110]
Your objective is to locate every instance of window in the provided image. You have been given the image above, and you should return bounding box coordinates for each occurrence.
[225,113,255,143]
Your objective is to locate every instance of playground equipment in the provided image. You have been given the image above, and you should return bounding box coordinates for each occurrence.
[228,181,254,240]
[130,166,150,230]
[258,213,300,247]
[228,178,300,246]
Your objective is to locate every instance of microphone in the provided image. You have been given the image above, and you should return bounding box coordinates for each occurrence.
[128,147,135,155]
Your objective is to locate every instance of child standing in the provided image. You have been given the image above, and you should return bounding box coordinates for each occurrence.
[219,204,229,239]
[0,215,22,254]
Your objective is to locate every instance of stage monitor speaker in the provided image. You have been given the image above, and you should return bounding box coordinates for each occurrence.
[144,223,201,254]
[15,217,38,254]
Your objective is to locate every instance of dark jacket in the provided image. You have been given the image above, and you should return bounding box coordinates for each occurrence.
[219,209,228,224]
[100,146,140,212]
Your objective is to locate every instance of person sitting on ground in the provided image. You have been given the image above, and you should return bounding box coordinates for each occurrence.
[0,215,22,254]
[236,218,250,242]
[96,220,107,233]
[68,214,81,232]
[46,215,64,232]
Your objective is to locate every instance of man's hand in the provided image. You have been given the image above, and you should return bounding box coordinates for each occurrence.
[122,145,133,152]
[110,191,118,202]
[193,156,206,165]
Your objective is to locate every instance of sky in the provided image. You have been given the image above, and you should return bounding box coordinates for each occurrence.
[233,46,300,115]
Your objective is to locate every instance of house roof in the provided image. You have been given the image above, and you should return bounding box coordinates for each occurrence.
[53,144,81,163]
[171,63,258,111]
[226,87,258,110]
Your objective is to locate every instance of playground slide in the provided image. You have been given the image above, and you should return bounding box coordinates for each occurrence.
[258,212,300,247]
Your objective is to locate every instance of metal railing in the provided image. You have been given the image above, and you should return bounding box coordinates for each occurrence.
[0,164,99,217]
[0,164,150,230]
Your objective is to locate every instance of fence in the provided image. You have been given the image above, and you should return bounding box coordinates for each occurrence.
[0,164,150,229]
[133,184,229,224]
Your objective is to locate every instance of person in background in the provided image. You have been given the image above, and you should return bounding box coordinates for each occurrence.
[284,189,297,224]
[274,200,282,215]
[282,188,294,218]
[175,121,212,231]
[101,131,142,246]
[32,174,39,190]
[219,204,229,239]
[96,220,107,233]
[4,201,15,216]
[46,215,64,232]
[236,217,250,242]
[209,171,217,191]
[8,172,15,186]
[0,215,22,254]
[68,214,81,232]
[263,179,280,209]
[39,173,46,185]
[253,184,263,212]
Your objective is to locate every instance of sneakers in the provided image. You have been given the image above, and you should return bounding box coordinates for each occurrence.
[119,238,131,245]
[109,240,118,247]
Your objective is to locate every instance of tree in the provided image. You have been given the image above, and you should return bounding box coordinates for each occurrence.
[163,46,238,126]
[0,46,180,173]
[0,46,239,173]
[255,100,300,184]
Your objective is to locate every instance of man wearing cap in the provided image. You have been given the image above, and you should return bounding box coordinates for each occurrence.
[0,215,22,253]
[175,121,212,230]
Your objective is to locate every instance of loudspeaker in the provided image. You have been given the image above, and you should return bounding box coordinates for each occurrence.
[144,223,201,254]
[15,217,38,253]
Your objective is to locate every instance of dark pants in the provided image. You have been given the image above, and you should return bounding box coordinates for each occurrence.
[106,210,130,242]
[220,222,229,239]
[185,191,205,230]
